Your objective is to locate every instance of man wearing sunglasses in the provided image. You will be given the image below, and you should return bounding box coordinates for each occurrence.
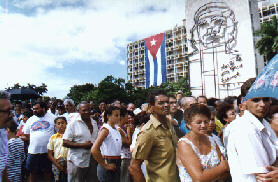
[0,91,13,182]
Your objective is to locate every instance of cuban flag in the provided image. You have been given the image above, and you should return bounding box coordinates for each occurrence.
[145,33,166,88]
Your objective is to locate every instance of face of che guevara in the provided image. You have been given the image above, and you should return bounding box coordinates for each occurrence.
[197,10,234,48]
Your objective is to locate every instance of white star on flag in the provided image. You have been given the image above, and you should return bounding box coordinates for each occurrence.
[151,38,156,46]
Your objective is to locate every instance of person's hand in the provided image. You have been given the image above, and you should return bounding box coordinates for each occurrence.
[105,163,116,171]
[219,156,229,171]
[256,166,278,182]
[57,164,64,172]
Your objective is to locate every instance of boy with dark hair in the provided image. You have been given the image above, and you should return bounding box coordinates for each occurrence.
[47,117,68,182]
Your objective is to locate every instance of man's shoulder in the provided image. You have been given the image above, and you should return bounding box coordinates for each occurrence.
[26,115,38,123]
[229,115,259,139]
[65,119,78,128]
[45,112,57,120]
[141,119,156,132]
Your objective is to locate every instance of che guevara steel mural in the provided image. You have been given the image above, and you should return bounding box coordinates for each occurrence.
[188,1,245,98]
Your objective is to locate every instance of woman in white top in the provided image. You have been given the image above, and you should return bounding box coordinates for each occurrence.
[91,106,122,182]
[177,104,229,182]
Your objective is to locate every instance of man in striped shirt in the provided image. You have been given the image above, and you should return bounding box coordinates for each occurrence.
[0,91,13,182]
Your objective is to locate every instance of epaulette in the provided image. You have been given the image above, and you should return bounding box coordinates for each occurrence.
[140,121,154,132]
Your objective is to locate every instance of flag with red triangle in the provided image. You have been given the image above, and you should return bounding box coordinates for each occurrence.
[145,33,166,88]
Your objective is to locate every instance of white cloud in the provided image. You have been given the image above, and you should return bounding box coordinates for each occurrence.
[120,60,125,65]
[0,0,185,98]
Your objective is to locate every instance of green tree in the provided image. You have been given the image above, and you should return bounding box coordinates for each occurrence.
[94,76,128,104]
[67,83,95,103]
[127,77,191,106]
[255,16,278,62]
[162,77,191,96]
[66,76,191,105]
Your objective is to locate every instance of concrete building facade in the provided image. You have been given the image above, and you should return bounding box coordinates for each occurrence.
[258,0,278,22]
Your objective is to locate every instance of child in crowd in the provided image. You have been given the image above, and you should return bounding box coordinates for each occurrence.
[47,117,69,182]
[6,119,25,182]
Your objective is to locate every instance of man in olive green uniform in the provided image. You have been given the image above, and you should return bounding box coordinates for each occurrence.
[129,90,179,182]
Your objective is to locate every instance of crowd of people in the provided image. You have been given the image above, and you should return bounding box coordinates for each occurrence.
[0,77,278,182]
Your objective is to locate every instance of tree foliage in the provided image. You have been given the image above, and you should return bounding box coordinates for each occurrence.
[66,75,191,106]
[6,83,48,95]
[255,16,278,62]
[87,76,128,104]
[67,83,95,103]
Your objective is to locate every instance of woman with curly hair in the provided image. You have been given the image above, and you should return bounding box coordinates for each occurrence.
[216,103,236,140]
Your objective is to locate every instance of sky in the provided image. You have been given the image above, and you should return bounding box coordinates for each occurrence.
[0,0,185,99]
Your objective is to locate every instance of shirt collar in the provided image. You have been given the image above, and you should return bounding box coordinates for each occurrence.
[244,110,265,131]
[77,116,97,125]
[150,115,171,129]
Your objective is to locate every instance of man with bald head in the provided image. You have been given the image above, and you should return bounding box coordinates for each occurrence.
[0,91,13,182]
[127,103,135,112]
[178,96,197,135]
[179,96,197,111]
[63,101,98,182]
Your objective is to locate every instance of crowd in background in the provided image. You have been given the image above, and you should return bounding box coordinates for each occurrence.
[0,77,278,182]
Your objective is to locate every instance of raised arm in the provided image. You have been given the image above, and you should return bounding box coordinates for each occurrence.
[118,126,132,147]
[177,140,229,182]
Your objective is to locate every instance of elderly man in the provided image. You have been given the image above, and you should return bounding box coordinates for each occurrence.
[63,99,76,122]
[226,96,278,181]
[63,101,98,182]
[129,90,179,182]
[178,96,197,135]
[23,101,56,182]
[178,96,197,111]
[0,91,13,182]
[127,103,135,112]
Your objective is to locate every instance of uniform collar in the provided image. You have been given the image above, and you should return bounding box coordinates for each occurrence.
[150,114,171,129]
